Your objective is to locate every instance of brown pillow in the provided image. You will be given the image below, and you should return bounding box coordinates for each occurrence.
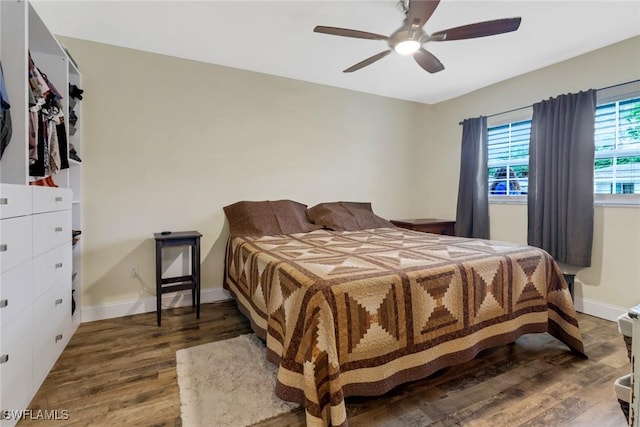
[223,200,321,236]
[307,202,393,231]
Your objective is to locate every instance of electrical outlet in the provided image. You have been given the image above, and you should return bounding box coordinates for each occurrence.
[129,265,139,278]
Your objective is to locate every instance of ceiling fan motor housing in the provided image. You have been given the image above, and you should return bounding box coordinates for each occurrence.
[388,23,426,54]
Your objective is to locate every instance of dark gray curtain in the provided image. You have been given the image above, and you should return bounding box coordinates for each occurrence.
[455,116,489,239]
[528,90,596,267]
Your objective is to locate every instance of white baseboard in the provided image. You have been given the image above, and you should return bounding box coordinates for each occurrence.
[573,296,628,322]
[81,290,627,324]
[81,288,232,323]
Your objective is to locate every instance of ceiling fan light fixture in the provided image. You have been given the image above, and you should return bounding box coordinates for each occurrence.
[314,0,522,74]
[394,39,420,55]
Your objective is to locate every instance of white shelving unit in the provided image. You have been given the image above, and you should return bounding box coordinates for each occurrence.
[631,305,639,427]
[0,1,82,424]
[68,54,82,329]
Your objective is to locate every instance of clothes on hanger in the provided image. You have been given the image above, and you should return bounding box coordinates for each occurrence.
[0,62,13,160]
[28,52,69,176]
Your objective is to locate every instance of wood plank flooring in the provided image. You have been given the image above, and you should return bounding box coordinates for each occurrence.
[22,301,630,426]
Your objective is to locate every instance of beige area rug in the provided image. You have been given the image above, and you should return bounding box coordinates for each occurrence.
[176,334,299,426]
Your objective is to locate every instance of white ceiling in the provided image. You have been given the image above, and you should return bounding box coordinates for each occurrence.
[32,0,640,105]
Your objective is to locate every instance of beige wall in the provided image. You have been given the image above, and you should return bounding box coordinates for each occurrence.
[62,35,640,316]
[414,36,640,311]
[60,38,421,307]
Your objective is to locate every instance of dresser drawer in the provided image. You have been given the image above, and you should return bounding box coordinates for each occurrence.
[32,186,72,214]
[33,242,71,299]
[0,216,32,274]
[0,261,32,328]
[32,210,72,257]
[33,280,71,387]
[0,308,34,414]
[0,184,32,220]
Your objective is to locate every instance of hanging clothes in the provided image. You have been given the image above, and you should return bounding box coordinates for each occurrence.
[48,115,60,174]
[0,62,13,160]
[29,109,38,164]
[29,111,47,177]
[27,52,68,176]
[28,83,39,163]
[57,120,69,170]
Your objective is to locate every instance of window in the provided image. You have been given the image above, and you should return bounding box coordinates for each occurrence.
[487,120,530,195]
[594,97,640,194]
[487,95,640,198]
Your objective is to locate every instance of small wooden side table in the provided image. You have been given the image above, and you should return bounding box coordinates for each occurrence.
[154,231,202,326]
[390,218,456,236]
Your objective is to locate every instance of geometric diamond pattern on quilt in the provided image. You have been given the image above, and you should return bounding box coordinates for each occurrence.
[415,270,460,336]
[346,294,371,350]
[278,247,336,260]
[296,304,323,366]
[299,257,379,277]
[340,282,402,357]
[471,262,505,318]
[370,250,438,268]
[270,304,287,343]
[253,282,267,313]
[353,323,401,355]
[517,282,544,304]
[458,239,520,254]
[331,243,385,254]
[328,276,407,363]
[377,287,400,340]
[416,245,477,260]
[268,279,304,350]
[240,249,251,286]
[515,255,544,305]
[276,270,301,302]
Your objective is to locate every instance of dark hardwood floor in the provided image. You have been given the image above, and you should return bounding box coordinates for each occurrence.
[22,301,629,426]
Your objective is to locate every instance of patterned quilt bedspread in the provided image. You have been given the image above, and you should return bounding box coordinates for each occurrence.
[224,227,585,427]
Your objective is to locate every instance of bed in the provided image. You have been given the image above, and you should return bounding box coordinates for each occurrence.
[222,200,585,427]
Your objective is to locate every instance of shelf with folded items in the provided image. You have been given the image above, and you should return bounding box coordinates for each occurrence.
[1,2,83,192]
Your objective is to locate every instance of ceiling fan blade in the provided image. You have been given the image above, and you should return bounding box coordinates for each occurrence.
[343,50,392,73]
[413,48,444,73]
[430,17,522,41]
[406,0,440,28]
[314,26,388,41]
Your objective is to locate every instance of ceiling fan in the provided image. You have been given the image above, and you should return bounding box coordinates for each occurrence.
[313,0,521,74]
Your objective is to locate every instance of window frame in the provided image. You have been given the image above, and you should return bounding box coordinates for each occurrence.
[486,83,640,207]
[487,107,532,205]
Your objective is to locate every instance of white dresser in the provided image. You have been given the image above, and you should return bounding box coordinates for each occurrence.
[0,184,75,426]
[0,184,34,421]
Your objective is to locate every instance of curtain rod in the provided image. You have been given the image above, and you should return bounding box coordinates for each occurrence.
[457,79,640,125]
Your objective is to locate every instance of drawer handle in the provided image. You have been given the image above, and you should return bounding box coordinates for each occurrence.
[55,262,63,269]
[0,198,7,205]
[55,334,63,343]
[55,227,63,232]
[0,354,8,364]
[55,196,63,202]
[0,244,7,252]
[55,298,63,305]
[0,299,7,308]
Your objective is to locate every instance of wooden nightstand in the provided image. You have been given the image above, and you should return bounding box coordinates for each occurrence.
[390,218,456,236]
